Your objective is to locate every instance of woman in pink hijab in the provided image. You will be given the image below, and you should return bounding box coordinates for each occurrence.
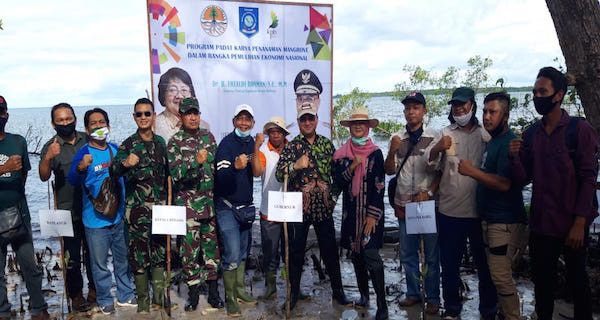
[333,106,388,320]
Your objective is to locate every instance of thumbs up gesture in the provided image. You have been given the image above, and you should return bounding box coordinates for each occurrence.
[45,138,61,161]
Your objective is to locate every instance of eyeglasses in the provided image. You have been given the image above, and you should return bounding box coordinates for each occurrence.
[134,111,153,118]
[296,94,318,103]
[166,86,191,97]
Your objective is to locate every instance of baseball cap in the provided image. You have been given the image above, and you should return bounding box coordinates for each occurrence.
[179,97,199,113]
[448,87,475,104]
[401,91,426,106]
[234,104,254,118]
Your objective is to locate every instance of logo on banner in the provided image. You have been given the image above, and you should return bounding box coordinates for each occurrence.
[239,7,259,38]
[201,5,228,37]
[148,0,185,74]
[267,11,279,39]
[304,6,332,61]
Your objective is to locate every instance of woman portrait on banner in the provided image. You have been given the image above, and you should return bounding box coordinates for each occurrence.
[333,106,388,320]
[154,67,210,142]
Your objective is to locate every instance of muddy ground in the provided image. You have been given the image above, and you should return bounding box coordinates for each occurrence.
[4,224,600,320]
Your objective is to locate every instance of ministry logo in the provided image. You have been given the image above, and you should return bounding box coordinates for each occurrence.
[239,7,258,38]
[267,10,279,39]
[201,5,228,37]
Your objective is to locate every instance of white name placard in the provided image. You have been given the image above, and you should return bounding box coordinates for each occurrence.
[152,205,187,236]
[267,191,303,223]
[405,200,437,234]
[39,209,74,238]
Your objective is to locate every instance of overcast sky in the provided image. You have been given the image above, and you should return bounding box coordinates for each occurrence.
[0,0,563,108]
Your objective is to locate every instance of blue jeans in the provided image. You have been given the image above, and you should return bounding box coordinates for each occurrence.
[85,219,135,307]
[216,208,252,271]
[398,218,440,303]
[438,214,497,317]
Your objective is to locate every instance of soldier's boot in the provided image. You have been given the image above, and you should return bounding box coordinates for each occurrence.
[260,272,277,300]
[207,280,224,309]
[184,284,200,312]
[223,270,241,317]
[151,268,175,310]
[134,274,150,314]
[235,262,257,305]
[353,262,370,308]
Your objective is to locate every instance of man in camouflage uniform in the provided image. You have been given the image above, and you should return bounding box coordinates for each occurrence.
[167,97,224,311]
[112,98,169,313]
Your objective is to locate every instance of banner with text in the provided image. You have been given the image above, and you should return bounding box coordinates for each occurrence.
[148,0,333,142]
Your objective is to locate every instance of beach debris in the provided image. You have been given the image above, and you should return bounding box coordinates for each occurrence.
[52,261,61,271]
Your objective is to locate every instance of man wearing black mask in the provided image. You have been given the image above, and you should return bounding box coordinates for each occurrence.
[458,92,527,320]
[510,67,599,320]
[39,103,95,311]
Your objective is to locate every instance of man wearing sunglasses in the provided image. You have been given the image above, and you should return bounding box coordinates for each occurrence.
[275,69,351,311]
[167,97,224,312]
[112,98,170,313]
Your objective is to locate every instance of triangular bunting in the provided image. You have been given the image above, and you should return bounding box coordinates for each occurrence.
[309,7,328,30]
[318,30,331,44]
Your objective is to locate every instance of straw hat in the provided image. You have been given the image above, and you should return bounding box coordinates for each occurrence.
[263,116,290,135]
[339,106,379,128]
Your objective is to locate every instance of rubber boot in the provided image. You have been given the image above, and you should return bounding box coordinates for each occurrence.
[134,274,150,314]
[370,268,388,320]
[151,268,165,308]
[352,258,370,308]
[184,284,199,312]
[224,270,241,317]
[260,271,277,300]
[235,262,257,305]
[207,280,224,309]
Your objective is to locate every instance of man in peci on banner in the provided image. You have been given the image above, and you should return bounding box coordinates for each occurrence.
[39,102,95,312]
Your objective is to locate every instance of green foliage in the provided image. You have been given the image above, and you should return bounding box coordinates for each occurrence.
[392,56,494,125]
[373,120,404,137]
[332,87,370,145]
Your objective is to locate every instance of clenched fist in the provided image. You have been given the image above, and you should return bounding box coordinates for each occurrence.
[3,155,22,172]
[436,135,452,152]
[254,133,265,149]
[509,139,522,159]
[293,153,310,170]
[196,149,208,164]
[78,154,93,172]
[235,154,248,170]
[389,135,402,153]
[123,153,139,168]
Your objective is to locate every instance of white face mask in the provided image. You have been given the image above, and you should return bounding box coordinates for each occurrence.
[453,109,472,127]
[90,126,110,141]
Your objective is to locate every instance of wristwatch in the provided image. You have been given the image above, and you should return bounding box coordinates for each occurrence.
[427,190,434,197]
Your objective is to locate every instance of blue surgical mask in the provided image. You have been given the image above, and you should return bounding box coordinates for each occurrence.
[352,136,369,146]
[235,128,251,138]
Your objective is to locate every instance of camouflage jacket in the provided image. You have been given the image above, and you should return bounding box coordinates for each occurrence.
[167,128,216,220]
[112,131,169,209]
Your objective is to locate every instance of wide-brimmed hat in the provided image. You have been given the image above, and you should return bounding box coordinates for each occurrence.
[340,106,379,128]
[263,116,290,135]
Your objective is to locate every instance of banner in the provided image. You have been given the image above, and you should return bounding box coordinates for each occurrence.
[405,200,437,234]
[267,190,303,222]
[147,0,333,142]
[152,205,187,235]
[39,209,74,238]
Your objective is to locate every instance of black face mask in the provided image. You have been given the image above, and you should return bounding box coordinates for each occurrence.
[488,122,507,138]
[533,92,558,115]
[0,117,7,133]
[54,121,76,137]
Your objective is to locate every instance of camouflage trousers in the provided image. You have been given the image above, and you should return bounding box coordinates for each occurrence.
[181,216,220,286]
[127,204,166,275]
